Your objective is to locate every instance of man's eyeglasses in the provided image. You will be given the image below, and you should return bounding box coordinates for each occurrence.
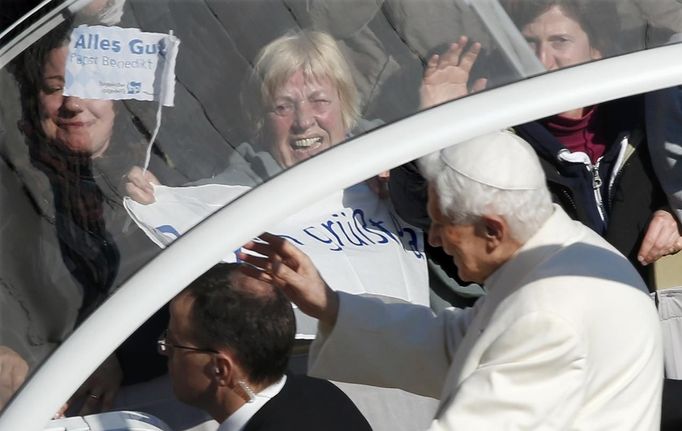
[157,330,219,355]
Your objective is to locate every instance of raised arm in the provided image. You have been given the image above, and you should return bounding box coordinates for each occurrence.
[239,233,472,398]
[238,232,340,328]
[420,36,487,110]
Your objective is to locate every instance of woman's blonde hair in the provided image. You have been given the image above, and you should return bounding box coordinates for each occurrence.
[242,30,359,142]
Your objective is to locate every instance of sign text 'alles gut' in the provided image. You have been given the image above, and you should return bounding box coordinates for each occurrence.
[65,26,179,106]
[70,33,168,70]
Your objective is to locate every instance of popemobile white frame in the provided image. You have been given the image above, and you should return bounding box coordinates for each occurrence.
[3,2,682,428]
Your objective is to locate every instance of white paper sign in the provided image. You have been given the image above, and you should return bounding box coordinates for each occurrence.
[124,183,429,337]
[64,25,179,106]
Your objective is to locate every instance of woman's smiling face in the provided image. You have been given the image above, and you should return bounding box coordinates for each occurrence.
[39,45,115,158]
[265,70,346,168]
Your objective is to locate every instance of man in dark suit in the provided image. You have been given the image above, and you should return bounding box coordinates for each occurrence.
[160,263,371,431]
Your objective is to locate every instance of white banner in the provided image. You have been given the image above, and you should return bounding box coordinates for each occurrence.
[124,183,429,337]
[64,25,179,106]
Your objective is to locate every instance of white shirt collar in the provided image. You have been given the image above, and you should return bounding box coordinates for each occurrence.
[217,375,287,431]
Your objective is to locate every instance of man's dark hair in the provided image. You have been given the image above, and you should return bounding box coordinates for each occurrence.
[502,0,620,57]
[183,263,295,386]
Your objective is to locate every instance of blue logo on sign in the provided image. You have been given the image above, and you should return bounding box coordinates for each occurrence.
[127,81,142,94]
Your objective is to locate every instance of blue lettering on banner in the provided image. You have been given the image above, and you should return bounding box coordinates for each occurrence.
[70,53,98,65]
[158,39,168,58]
[274,234,305,246]
[332,212,368,246]
[156,224,181,240]
[129,38,166,55]
[389,213,423,258]
[127,81,141,94]
[74,33,121,52]
[352,209,388,244]
[303,227,342,252]
[321,219,346,248]
[368,218,398,244]
[74,34,86,49]
[296,208,422,256]
[153,212,421,257]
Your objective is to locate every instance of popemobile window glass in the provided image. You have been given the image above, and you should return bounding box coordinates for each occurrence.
[1,0,681,429]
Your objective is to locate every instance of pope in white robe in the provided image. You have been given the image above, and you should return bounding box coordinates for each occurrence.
[239,131,663,430]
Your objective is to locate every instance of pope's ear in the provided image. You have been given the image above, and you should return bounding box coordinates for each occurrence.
[482,215,506,244]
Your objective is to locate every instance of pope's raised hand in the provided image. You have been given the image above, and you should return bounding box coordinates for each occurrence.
[238,232,340,328]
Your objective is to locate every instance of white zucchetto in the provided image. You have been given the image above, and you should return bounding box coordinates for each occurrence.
[438,130,546,191]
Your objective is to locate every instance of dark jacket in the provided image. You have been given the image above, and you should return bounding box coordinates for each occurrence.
[514,95,667,284]
[242,374,372,431]
[24,117,183,383]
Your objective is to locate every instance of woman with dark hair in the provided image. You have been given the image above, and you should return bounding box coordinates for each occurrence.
[17,19,185,306]
[7,19,178,415]
[503,0,619,58]
[505,0,680,282]
[17,21,120,314]
[504,9,682,428]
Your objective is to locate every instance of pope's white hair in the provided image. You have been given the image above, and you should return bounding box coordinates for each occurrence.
[418,141,554,243]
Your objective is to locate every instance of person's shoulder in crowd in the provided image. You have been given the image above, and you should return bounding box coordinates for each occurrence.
[188,141,274,187]
[243,374,372,431]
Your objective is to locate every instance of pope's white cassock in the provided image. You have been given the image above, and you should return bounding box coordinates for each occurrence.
[309,204,663,430]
